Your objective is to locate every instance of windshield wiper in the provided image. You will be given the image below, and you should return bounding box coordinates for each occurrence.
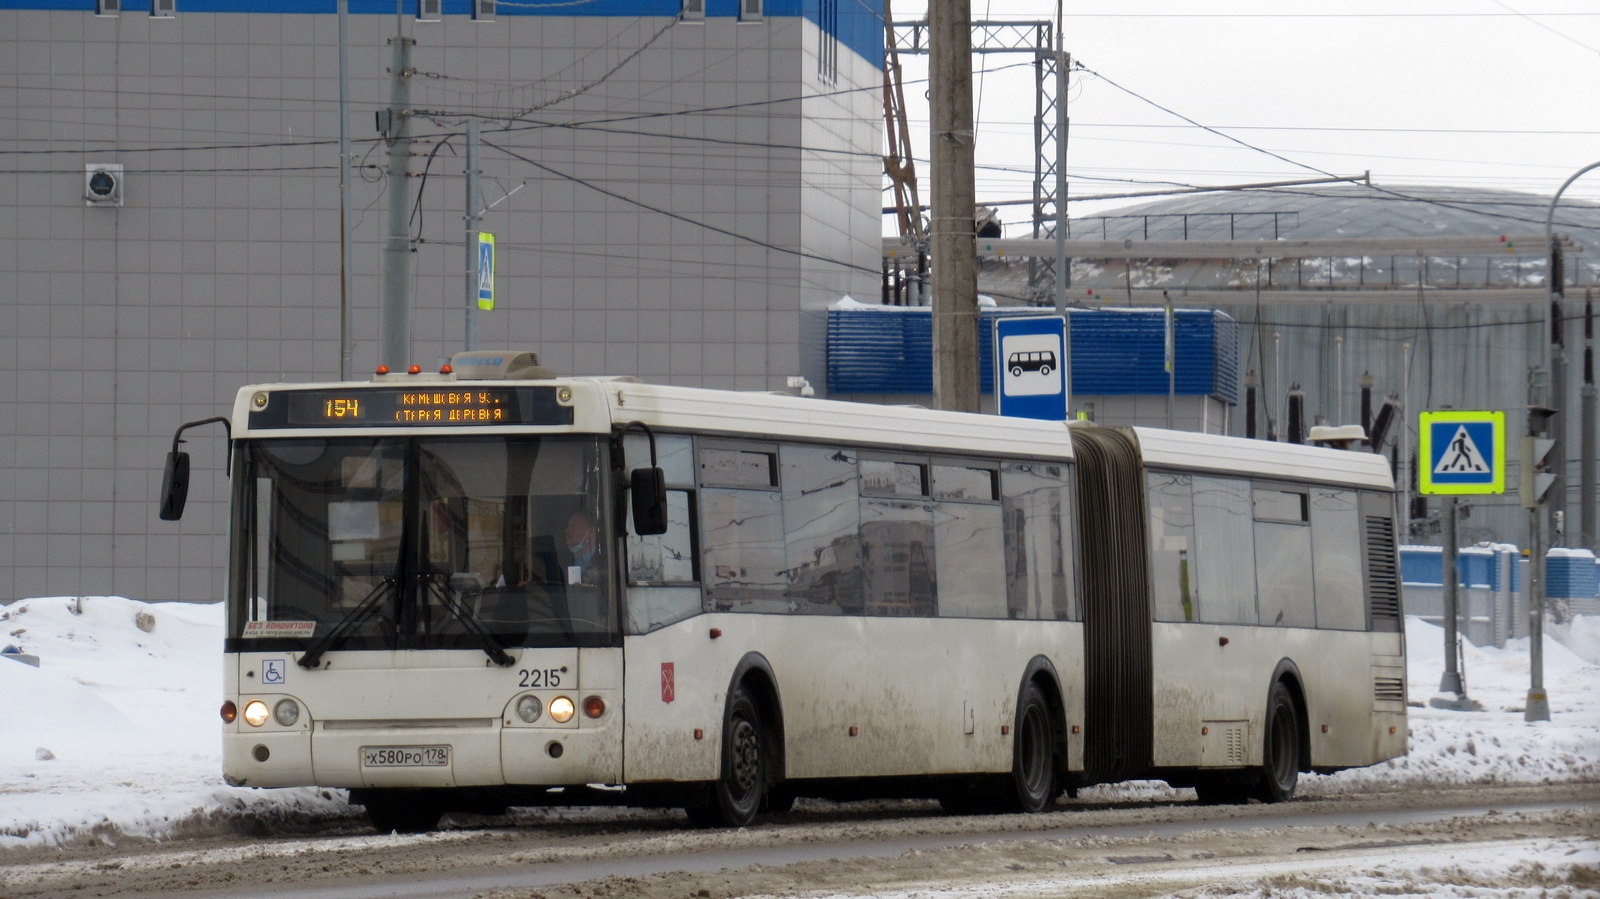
[297,577,394,670]
[418,571,515,667]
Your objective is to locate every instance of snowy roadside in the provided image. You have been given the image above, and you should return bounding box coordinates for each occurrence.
[2,595,1597,849]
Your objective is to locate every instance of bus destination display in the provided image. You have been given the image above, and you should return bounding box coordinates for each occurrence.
[249,387,574,429]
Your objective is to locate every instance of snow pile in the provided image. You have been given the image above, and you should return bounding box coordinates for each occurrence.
[2,595,1598,848]
[1304,616,1600,793]
[0,596,351,848]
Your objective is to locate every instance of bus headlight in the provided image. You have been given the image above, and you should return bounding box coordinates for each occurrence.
[582,695,605,719]
[273,699,300,727]
[515,694,543,723]
[548,696,575,723]
[243,700,270,727]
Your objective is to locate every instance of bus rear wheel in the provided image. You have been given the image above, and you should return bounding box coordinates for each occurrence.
[1254,680,1302,803]
[1008,681,1058,813]
[688,685,765,827]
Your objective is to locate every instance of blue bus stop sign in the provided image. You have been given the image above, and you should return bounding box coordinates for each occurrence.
[995,315,1067,421]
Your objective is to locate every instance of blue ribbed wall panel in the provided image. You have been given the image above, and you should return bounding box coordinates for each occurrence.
[1547,554,1600,599]
[828,307,1239,402]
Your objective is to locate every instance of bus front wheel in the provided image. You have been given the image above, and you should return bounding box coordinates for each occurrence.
[688,685,766,827]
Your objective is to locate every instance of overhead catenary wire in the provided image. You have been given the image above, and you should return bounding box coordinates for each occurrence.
[480,138,884,275]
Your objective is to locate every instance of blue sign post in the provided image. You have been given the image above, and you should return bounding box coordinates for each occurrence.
[477,232,495,311]
[995,315,1068,421]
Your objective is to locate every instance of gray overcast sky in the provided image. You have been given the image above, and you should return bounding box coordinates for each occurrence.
[886,0,1600,234]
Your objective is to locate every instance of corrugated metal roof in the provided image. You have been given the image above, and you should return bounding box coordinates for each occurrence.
[827,307,1239,402]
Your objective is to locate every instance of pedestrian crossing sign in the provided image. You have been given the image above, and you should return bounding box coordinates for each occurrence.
[1419,410,1505,495]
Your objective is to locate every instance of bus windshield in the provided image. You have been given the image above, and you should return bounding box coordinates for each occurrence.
[228,435,615,652]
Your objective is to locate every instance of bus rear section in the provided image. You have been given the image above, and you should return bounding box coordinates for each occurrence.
[221,402,625,831]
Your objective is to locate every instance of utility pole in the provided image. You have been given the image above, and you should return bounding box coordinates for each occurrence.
[378,9,415,371]
[463,120,481,352]
[1583,292,1596,552]
[1052,1,1071,415]
[337,0,354,380]
[929,0,979,413]
[1549,246,1567,548]
[1400,341,1412,535]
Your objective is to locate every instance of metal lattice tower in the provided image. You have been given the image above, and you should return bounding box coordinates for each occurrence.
[891,20,1061,303]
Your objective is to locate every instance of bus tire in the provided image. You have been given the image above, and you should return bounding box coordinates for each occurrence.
[357,790,443,834]
[1008,680,1058,813]
[689,685,766,827]
[1254,680,1301,803]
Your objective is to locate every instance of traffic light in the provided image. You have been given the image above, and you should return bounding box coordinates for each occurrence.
[1521,405,1558,509]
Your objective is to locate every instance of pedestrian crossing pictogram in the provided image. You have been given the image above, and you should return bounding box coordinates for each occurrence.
[1434,425,1490,474]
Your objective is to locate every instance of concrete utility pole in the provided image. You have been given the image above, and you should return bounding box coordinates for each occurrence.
[1052,0,1067,316]
[337,0,354,380]
[463,120,481,353]
[378,12,415,371]
[1583,293,1596,552]
[1544,162,1600,547]
[929,0,979,413]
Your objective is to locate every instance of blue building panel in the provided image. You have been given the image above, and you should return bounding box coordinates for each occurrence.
[0,0,886,67]
[828,307,1240,401]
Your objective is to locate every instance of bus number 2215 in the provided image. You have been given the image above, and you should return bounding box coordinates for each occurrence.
[518,668,563,688]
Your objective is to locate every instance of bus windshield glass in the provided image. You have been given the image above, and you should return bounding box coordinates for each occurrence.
[228,435,615,651]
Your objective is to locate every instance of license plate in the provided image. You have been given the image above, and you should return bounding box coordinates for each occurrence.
[361,745,450,768]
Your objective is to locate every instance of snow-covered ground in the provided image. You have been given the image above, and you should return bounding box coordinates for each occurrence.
[1,596,1597,849]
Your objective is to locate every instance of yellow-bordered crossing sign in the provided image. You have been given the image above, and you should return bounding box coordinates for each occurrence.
[1418,410,1505,495]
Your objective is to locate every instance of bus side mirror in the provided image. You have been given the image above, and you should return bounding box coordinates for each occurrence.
[631,467,668,536]
[159,450,191,521]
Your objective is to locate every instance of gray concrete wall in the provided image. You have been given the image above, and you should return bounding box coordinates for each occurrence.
[0,8,882,602]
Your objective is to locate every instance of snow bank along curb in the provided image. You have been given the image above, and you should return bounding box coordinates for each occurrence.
[2,596,1597,848]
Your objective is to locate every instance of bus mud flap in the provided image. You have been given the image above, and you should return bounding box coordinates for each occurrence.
[1069,427,1154,785]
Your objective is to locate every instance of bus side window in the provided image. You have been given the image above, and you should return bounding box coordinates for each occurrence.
[1253,486,1315,628]
[1146,471,1197,623]
[860,455,935,616]
[931,462,1004,619]
[700,488,786,613]
[1000,462,1074,620]
[623,434,702,634]
[1309,489,1366,630]
[780,445,862,614]
[1192,476,1258,625]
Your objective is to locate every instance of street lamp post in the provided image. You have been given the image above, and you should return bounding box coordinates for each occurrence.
[1527,161,1600,723]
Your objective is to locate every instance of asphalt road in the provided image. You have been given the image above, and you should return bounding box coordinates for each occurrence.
[2,783,1595,899]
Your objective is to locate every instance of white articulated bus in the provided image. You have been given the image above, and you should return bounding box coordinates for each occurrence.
[159,351,1405,832]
